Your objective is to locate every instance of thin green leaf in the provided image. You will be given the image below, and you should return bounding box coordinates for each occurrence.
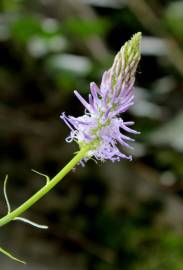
[0,246,26,264]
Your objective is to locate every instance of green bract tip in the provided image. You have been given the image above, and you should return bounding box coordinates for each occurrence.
[110,32,141,90]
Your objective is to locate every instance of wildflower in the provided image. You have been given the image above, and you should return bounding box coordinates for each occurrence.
[61,32,141,162]
[0,34,142,247]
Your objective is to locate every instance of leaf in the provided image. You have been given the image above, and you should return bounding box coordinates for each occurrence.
[0,246,26,264]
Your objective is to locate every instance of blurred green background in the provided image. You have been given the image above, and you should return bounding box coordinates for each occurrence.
[1,0,183,269]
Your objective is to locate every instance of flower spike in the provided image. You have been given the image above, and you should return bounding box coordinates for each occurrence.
[61,32,141,163]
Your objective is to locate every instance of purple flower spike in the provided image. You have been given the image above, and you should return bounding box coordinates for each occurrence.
[61,33,141,163]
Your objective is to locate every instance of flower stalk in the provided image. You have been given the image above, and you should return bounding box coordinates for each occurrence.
[0,146,89,228]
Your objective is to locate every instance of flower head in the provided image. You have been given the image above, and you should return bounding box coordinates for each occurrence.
[61,33,141,163]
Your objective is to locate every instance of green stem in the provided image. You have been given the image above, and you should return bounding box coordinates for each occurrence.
[0,146,89,227]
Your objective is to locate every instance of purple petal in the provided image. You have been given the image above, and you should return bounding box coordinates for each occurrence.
[89,94,98,113]
[90,82,101,98]
[74,90,92,112]
[112,102,134,117]
[120,134,135,141]
[60,113,74,131]
[123,121,134,126]
[117,137,134,149]
[121,123,140,134]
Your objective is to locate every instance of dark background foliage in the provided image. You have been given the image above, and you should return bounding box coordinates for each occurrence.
[0,0,183,269]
